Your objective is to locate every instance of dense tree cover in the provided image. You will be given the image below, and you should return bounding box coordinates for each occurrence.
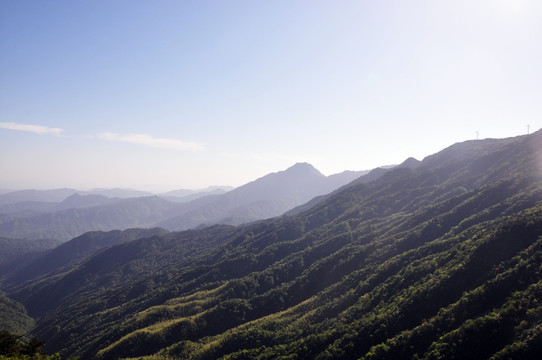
[0,238,62,283]
[1,228,169,293]
[0,295,33,334]
[1,132,542,359]
[0,329,75,359]
[0,238,61,266]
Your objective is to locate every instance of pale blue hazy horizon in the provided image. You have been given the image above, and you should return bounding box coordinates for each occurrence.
[1,0,541,191]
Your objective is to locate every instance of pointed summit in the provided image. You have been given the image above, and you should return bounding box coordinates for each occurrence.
[399,157,421,169]
[156,163,358,231]
[283,162,325,177]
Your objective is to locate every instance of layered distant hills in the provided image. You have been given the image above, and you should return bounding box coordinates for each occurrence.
[1,131,541,359]
[155,163,369,231]
[160,186,234,203]
[0,165,369,240]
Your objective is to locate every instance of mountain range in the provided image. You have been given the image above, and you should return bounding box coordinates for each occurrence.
[160,186,234,203]
[155,163,369,231]
[0,165,368,241]
[0,131,541,359]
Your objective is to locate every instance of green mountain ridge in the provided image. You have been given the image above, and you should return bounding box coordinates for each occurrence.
[0,237,62,266]
[2,228,170,294]
[285,158,419,217]
[1,132,541,359]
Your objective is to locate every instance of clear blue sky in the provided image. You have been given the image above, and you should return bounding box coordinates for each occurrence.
[1,0,541,191]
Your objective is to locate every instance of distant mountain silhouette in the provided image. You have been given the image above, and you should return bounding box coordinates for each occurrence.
[0,194,120,218]
[0,188,154,206]
[0,165,366,240]
[0,196,179,240]
[400,156,421,168]
[160,186,234,203]
[0,201,57,217]
[0,189,77,205]
[161,185,233,198]
[83,188,153,198]
[51,193,117,211]
[0,163,365,241]
[156,163,368,230]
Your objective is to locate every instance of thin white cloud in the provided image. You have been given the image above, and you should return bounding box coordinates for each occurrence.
[0,122,64,136]
[97,132,204,151]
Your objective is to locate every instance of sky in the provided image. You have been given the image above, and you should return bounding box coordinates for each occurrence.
[1,0,541,192]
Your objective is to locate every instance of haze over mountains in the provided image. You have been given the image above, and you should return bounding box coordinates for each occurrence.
[155,163,369,231]
[0,164,369,241]
[161,186,234,203]
[1,131,541,359]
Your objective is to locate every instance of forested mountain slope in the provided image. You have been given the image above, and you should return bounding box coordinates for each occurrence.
[0,237,61,265]
[0,228,169,294]
[285,158,420,217]
[3,132,542,359]
[0,292,34,334]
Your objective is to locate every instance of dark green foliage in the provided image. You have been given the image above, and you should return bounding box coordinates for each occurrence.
[0,238,61,266]
[1,228,169,293]
[2,131,542,359]
[20,337,45,358]
[0,330,20,357]
[0,329,68,359]
[0,295,34,334]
